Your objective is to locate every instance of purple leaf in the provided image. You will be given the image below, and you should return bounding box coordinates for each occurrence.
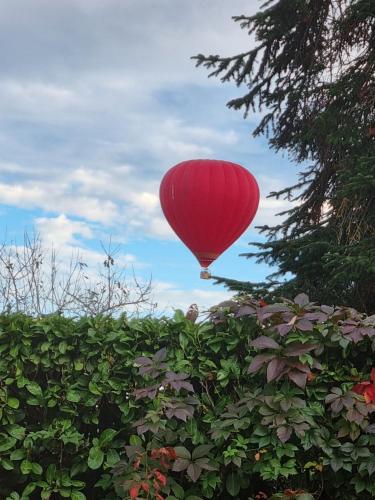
[134,356,152,366]
[321,305,334,315]
[136,424,149,435]
[247,354,274,374]
[341,324,357,334]
[192,445,214,460]
[133,386,158,400]
[294,422,309,435]
[359,327,375,338]
[325,393,340,404]
[288,370,307,389]
[235,305,256,317]
[174,446,191,459]
[347,329,363,343]
[346,408,364,424]
[262,304,290,313]
[291,362,311,373]
[294,293,310,306]
[153,347,167,363]
[296,319,314,331]
[276,323,293,336]
[251,336,281,350]
[304,312,328,322]
[365,423,375,433]
[195,458,218,470]
[277,426,292,443]
[330,398,344,413]
[283,343,317,357]
[187,462,202,482]
[172,458,190,472]
[267,358,286,382]
[280,399,292,412]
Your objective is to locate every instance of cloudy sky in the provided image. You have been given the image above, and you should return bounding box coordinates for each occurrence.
[0,0,299,313]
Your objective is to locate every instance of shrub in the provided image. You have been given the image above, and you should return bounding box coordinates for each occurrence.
[0,294,374,499]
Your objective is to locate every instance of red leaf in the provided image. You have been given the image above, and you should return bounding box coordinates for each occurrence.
[129,484,140,499]
[371,368,375,383]
[141,482,150,492]
[154,469,167,486]
[251,336,281,350]
[353,383,367,395]
[364,385,375,404]
[267,358,286,382]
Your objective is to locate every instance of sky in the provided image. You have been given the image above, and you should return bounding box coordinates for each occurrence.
[0,0,299,314]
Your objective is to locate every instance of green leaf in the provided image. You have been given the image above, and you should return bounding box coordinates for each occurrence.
[46,464,57,483]
[32,462,43,475]
[1,458,14,470]
[71,492,86,500]
[74,360,84,371]
[88,447,104,470]
[98,428,117,447]
[7,397,20,409]
[226,472,241,496]
[66,390,81,403]
[105,448,120,467]
[171,481,185,499]
[0,437,17,452]
[22,483,37,496]
[129,434,142,446]
[10,449,26,460]
[88,381,101,395]
[26,382,42,397]
[6,424,26,440]
[20,459,33,475]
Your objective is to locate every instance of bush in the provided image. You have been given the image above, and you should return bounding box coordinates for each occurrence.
[0,295,374,499]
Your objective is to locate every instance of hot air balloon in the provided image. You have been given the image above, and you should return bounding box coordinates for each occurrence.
[159,159,259,278]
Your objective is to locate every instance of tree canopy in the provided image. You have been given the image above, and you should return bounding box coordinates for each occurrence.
[194,0,375,313]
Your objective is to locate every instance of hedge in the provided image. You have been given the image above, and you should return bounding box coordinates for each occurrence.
[0,294,374,499]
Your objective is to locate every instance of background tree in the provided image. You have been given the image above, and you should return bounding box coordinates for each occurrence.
[0,233,153,316]
[194,0,375,313]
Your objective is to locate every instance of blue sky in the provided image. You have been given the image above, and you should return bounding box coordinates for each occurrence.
[0,0,299,313]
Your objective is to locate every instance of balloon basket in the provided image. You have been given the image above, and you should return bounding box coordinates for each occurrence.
[200,268,211,280]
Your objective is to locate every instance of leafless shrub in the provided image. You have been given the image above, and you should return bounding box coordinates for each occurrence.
[0,233,154,317]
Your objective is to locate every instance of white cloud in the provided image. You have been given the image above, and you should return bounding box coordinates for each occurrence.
[34,214,140,271]
[35,214,93,247]
[152,280,232,314]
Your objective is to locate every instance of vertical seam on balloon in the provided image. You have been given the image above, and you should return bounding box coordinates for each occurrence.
[237,170,259,238]
[229,164,243,245]
[182,161,194,249]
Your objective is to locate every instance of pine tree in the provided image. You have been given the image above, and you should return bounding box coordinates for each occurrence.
[194,0,375,313]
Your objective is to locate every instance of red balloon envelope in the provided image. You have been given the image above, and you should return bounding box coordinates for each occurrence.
[159,159,260,273]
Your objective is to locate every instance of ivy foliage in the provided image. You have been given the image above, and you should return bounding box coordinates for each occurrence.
[0,298,374,499]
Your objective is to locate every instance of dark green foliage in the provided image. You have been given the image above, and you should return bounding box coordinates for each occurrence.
[0,298,374,499]
[194,0,375,313]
